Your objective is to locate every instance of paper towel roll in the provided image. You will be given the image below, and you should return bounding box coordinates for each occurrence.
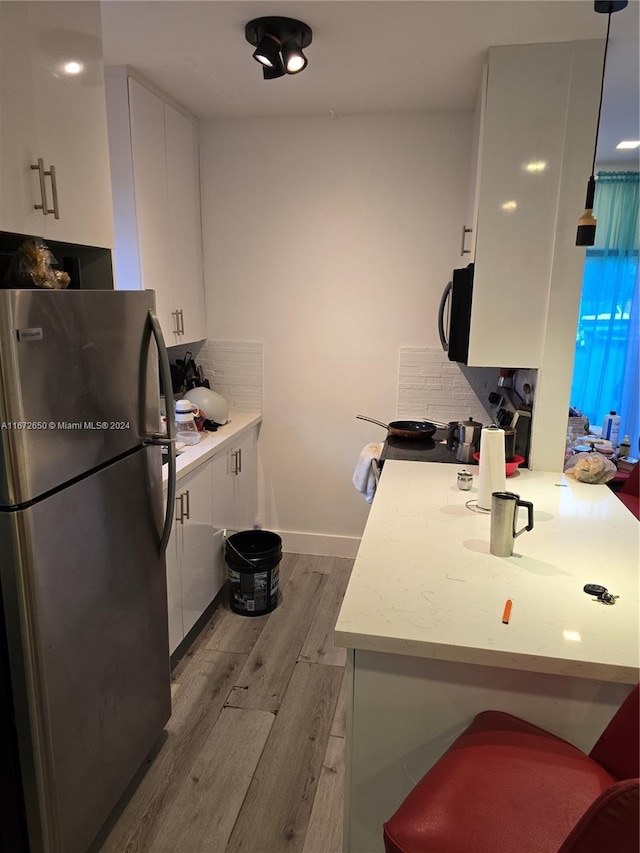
[477,425,506,510]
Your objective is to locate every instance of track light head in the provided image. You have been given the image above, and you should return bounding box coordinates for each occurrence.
[253,34,281,68]
[245,17,312,79]
[281,39,307,74]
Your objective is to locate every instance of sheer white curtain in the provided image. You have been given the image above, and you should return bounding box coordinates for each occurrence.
[571,171,639,451]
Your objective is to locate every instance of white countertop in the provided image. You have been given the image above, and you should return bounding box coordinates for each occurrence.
[162,411,261,487]
[334,461,639,683]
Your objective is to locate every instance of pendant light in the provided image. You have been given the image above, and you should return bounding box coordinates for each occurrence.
[576,0,628,246]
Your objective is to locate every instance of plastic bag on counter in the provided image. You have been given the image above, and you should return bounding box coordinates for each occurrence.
[2,238,70,290]
[564,451,616,484]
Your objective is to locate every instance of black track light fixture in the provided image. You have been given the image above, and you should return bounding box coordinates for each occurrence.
[245,17,312,80]
[576,0,628,246]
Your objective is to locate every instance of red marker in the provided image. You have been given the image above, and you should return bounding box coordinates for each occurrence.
[502,599,513,625]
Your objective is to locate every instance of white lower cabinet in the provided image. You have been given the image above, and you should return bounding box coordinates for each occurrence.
[179,462,222,637]
[210,427,259,598]
[165,460,220,654]
[212,429,259,534]
[164,525,183,656]
[164,424,259,655]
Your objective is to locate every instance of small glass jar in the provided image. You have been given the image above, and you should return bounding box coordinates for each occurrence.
[457,469,473,491]
[175,400,201,445]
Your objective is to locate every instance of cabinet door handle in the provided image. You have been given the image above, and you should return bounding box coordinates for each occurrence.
[171,311,180,334]
[48,164,60,219]
[31,158,52,216]
[178,309,185,335]
[237,448,242,474]
[176,493,184,524]
[183,489,190,520]
[460,225,472,256]
[31,160,60,219]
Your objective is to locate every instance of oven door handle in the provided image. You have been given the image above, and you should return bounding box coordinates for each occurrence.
[438,281,452,352]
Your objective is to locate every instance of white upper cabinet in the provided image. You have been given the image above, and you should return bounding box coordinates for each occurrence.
[165,104,206,344]
[460,65,488,263]
[105,70,206,345]
[0,1,114,248]
[461,41,603,368]
[127,78,173,333]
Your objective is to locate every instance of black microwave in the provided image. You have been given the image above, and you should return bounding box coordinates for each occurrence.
[438,262,474,364]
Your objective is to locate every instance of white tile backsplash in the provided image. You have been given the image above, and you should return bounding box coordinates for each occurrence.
[167,340,263,411]
[397,347,499,424]
[198,340,263,411]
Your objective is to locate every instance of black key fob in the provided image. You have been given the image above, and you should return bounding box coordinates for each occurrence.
[584,584,608,597]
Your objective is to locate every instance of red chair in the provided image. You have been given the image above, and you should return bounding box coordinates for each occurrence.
[383,685,639,853]
[617,462,640,520]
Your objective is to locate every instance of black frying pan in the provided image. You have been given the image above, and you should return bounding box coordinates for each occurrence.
[357,415,447,440]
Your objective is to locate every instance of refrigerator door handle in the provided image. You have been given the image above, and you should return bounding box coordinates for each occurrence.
[147,310,176,556]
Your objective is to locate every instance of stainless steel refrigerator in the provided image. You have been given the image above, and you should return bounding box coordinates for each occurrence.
[0,289,177,853]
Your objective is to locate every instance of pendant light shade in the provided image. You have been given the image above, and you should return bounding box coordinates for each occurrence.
[576,176,598,246]
[575,0,628,246]
[245,17,312,80]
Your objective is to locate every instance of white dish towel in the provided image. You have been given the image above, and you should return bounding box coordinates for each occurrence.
[352,443,384,503]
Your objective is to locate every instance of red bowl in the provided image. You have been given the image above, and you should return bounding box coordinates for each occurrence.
[473,452,525,477]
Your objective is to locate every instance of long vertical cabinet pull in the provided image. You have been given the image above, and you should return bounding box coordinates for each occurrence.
[31,159,60,219]
[229,449,241,475]
[183,489,190,520]
[237,448,242,474]
[176,493,184,524]
[460,225,472,256]
[48,164,60,219]
[170,309,185,336]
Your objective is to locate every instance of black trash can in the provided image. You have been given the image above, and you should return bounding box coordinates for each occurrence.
[225,530,282,616]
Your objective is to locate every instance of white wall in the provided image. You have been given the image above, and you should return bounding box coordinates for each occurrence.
[199,113,472,555]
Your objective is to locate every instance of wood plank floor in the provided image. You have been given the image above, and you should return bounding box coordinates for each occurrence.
[93,553,353,853]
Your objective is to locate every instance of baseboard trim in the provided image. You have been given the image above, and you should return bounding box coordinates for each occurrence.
[275,531,361,558]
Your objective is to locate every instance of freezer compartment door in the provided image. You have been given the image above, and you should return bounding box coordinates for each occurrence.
[0,289,160,505]
[0,446,170,853]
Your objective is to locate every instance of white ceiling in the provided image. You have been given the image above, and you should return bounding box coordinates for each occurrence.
[101,0,640,164]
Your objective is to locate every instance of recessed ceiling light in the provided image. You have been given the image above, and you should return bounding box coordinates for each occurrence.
[501,201,517,212]
[616,140,640,149]
[63,61,83,75]
[524,160,547,173]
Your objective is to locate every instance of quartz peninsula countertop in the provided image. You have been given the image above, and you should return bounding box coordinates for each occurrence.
[334,461,639,683]
[161,411,261,486]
